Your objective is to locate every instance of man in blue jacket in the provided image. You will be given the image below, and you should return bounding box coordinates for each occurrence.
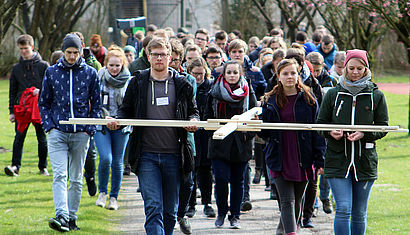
[39,34,101,232]
[315,34,338,70]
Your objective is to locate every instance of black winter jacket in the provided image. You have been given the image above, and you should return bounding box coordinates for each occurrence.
[9,52,49,114]
[118,68,199,175]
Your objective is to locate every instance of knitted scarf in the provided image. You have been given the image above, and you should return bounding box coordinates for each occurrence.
[339,70,372,96]
[210,74,249,118]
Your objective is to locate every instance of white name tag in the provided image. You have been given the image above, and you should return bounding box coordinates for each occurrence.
[103,95,108,105]
[233,88,244,96]
[365,143,374,149]
[156,97,169,106]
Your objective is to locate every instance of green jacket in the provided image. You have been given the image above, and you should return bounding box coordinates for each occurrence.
[317,82,388,181]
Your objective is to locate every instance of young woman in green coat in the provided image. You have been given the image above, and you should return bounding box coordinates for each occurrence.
[317,49,388,235]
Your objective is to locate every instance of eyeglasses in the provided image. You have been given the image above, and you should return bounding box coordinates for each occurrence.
[191,72,204,77]
[207,56,221,60]
[170,58,181,63]
[150,53,168,59]
[195,37,207,42]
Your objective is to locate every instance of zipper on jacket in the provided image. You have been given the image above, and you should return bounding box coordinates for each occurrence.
[345,95,358,181]
[69,69,76,132]
[336,100,344,117]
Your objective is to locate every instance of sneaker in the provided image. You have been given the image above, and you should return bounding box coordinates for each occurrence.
[48,215,69,232]
[177,216,192,234]
[203,204,216,218]
[186,206,196,218]
[86,177,97,196]
[4,165,19,176]
[302,218,315,228]
[96,192,107,208]
[264,185,271,191]
[229,216,241,229]
[322,199,333,214]
[240,200,252,212]
[40,168,49,176]
[215,215,225,228]
[252,170,261,184]
[107,197,119,210]
[270,188,278,200]
[123,166,131,176]
[69,219,80,231]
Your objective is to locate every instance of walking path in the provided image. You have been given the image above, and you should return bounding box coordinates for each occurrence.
[116,160,334,234]
[378,83,409,95]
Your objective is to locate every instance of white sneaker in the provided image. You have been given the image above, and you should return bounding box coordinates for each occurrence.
[96,192,107,208]
[107,197,118,210]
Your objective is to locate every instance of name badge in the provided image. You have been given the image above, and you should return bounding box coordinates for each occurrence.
[156,97,169,106]
[233,88,244,96]
[365,143,374,149]
[103,95,108,105]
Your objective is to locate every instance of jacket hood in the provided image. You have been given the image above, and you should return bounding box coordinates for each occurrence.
[19,52,42,65]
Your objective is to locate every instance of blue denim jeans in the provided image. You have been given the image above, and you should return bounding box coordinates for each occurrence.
[328,176,375,235]
[319,175,331,201]
[48,129,90,221]
[211,159,247,217]
[94,127,129,199]
[138,152,181,235]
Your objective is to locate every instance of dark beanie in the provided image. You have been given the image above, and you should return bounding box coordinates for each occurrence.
[62,34,83,53]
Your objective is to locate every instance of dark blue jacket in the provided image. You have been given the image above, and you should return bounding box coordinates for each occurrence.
[39,57,101,135]
[260,92,325,172]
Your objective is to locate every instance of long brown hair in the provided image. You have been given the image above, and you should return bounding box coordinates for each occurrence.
[263,59,316,109]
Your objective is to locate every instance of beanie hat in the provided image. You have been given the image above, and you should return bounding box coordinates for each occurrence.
[123,45,137,58]
[344,49,369,68]
[90,34,103,47]
[62,34,83,53]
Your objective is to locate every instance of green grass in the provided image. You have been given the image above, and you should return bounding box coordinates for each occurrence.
[372,74,410,83]
[0,80,116,234]
[0,79,408,234]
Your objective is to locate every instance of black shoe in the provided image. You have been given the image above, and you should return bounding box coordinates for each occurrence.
[228,215,241,229]
[203,204,216,218]
[240,200,252,212]
[215,215,225,228]
[322,199,333,214]
[4,165,19,176]
[270,189,278,200]
[186,206,196,218]
[49,216,69,232]
[86,177,97,196]
[177,216,192,234]
[302,218,315,228]
[123,166,131,175]
[69,219,80,231]
[252,170,261,184]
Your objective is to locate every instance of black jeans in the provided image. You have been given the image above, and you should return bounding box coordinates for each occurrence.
[274,176,307,234]
[197,164,213,205]
[302,169,319,220]
[177,172,194,218]
[254,143,269,186]
[12,122,47,170]
[83,137,97,180]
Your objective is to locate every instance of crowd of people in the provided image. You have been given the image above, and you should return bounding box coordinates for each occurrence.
[5,22,389,235]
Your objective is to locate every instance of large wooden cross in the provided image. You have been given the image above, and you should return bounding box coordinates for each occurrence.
[59,107,408,140]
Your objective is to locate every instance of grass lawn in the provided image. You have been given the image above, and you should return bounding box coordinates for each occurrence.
[0,77,408,234]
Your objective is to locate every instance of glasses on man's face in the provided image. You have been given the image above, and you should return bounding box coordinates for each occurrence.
[170,58,181,63]
[195,37,207,42]
[150,53,168,59]
[207,56,221,60]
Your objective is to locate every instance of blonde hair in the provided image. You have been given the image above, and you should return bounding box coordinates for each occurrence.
[306,52,324,65]
[228,39,248,53]
[105,45,128,69]
[343,58,370,80]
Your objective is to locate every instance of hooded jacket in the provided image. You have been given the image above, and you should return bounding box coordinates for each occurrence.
[9,52,49,114]
[316,44,337,70]
[38,57,101,135]
[117,68,199,175]
[317,82,388,181]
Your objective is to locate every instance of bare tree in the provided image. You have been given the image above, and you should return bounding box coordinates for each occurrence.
[0,0,24,55]
[18,0,96,59]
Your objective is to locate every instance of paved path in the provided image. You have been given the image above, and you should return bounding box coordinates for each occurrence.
[378,83,409,95]
[115,161,334,234]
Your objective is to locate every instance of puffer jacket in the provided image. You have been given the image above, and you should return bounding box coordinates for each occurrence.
[260,92,325,172]
[317,82,388,181]
[9,52,49,114]
[39,57,101,135]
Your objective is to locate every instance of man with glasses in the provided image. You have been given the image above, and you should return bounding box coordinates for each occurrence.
[194,28,209,55]
[204,46,224,78]
[107,37,199,235]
